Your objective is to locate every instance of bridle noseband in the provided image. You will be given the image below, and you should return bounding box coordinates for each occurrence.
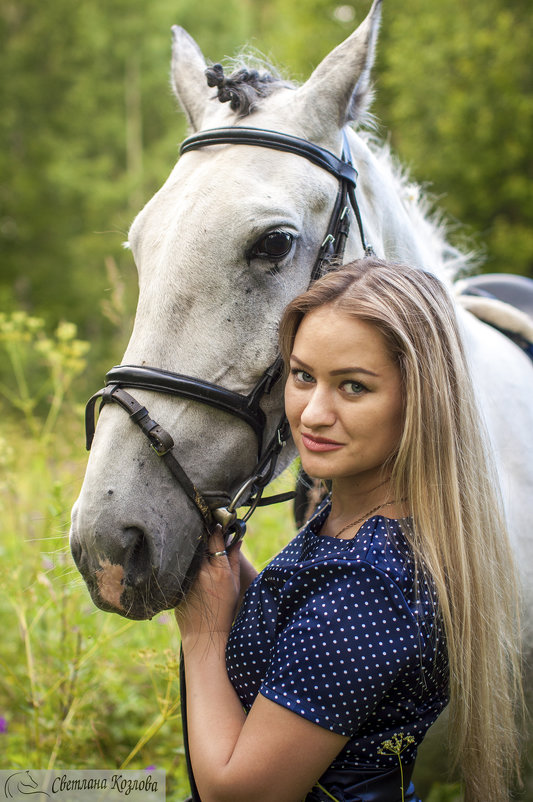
[85,126,373,547]
[85,358,291,545]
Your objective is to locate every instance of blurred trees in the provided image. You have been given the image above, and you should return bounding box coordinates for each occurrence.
[377,0,533,276]
[1,0,531,387]
[1,0,186,374]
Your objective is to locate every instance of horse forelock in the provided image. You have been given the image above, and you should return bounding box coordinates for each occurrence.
[205,53,294,117]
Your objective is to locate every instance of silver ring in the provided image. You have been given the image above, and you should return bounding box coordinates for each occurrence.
[208,550,227,558]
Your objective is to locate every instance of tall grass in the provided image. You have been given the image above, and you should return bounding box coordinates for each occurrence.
[0,310,295,800]
[0,312,184,797]
[0,311,463,801]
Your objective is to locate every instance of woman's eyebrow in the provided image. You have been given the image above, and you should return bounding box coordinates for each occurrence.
[330,366,379,377]
[289,354,378,377]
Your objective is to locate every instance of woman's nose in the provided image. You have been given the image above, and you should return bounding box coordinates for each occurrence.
[300,386,336,429]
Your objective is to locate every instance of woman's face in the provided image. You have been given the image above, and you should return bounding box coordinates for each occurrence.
[284,305,404,492]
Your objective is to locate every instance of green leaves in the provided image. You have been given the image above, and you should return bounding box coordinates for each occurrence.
[0,311,90,442]
[377,0,533,277]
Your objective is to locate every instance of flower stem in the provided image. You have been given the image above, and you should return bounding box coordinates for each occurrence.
[314,781,341,802]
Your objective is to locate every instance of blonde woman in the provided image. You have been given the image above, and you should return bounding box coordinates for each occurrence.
[175,259,522,802]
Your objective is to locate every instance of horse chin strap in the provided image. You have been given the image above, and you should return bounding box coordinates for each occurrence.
[84,125,373,548]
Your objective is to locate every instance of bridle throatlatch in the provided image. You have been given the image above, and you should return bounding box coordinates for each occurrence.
[84,126,373,548]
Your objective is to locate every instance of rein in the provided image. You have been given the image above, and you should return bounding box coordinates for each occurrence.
[84,125,373,547]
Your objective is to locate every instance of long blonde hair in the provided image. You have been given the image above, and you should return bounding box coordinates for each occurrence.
[279,258,523,801]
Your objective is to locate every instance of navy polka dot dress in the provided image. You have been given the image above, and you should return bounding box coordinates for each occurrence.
[226,497,449,801]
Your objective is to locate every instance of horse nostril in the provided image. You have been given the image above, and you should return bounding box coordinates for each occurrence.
[123,527,153,587]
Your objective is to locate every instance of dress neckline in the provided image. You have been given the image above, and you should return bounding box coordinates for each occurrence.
[318,513,408,541]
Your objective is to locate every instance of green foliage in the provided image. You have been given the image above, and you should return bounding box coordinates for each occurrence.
[0,311,90,442]
[377,0,533,276]
[2,0,531,403]
[0,314,188,796]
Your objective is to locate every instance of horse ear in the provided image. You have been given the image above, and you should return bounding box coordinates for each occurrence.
[170,26,209,131]
[296,0,382,132]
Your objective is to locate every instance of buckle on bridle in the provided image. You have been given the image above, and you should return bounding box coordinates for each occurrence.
[212,475,256,546]
[150,440,172,457]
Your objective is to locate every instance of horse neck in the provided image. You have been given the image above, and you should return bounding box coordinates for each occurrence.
[345,128,464,282]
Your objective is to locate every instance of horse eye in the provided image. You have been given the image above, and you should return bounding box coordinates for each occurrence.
[250,231,294,261]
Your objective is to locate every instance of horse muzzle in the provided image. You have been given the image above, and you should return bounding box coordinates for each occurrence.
[70,500,204,619]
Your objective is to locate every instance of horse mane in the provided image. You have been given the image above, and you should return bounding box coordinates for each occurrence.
[205,56,293,117]
[361,132,477,281]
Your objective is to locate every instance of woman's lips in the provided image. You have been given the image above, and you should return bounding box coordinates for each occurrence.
[301,433,344,452]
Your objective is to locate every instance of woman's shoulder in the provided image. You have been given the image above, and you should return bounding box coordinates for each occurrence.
[282,513,432,618]
[260,501,433,607]
[305,512,415,580]
[350,514,415,585]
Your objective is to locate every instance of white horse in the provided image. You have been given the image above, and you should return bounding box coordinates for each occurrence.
[70,0,533,657]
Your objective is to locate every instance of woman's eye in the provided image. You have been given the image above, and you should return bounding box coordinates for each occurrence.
[249,230,294,261]
[342,380,367,396]
[291,368,314,384]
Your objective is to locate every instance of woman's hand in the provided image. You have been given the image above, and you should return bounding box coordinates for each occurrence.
[175,525,242,643]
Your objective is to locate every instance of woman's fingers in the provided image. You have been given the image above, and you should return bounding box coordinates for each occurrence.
[206,524,226,558]
[205,526,241,578]
[205,527,242,594]
[175,525,244,638]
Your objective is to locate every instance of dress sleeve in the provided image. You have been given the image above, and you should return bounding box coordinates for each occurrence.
[259,558,421,736]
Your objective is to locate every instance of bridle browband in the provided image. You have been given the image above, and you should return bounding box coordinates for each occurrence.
[85,125,373,547]
[179,126,374,279]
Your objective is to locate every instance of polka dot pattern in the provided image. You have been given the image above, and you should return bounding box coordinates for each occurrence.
[226,497,448,776]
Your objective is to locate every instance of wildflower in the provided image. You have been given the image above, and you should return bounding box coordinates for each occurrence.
[378,733,415,802]
[377,732,415,757]
[0,717,7,734]
[313,783,340,802]
[55,321,77,342]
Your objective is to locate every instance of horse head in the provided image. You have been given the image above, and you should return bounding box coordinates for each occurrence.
[70,0,438,619]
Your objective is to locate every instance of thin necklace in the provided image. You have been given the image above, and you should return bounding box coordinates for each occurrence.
[334,498,408,538]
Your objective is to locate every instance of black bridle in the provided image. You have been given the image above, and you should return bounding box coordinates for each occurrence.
[85,125,373,547]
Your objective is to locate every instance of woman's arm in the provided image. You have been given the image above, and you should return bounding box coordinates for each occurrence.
[175,529,347,802]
